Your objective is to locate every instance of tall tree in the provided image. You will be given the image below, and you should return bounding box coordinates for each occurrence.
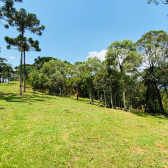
[136,30,168,114]
[71,63,84,100]
[23,38,41,92]
[33,56,56,70]
[0,57,7,83]
[3,63,12,84]
[82,57,102,104]
[106,40,141,111]
[5,36,41,91]
[7,8,45,95]
[93,65,108,108]
[41,59,66,96]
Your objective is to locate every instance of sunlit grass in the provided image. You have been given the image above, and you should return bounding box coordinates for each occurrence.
[0,82,168,167]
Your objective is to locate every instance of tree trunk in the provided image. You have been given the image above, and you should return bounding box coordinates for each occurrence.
[104,89,106,108]
[129,101,130,112]
[120,69,127,111]
[24,50,26,92]
[92,91,94,104]
[115,93,116,109]
[89,86,92,104]
[20,53,23,95]
[8,69,9,84]
[77,84,79,100]
[111,93,113,109]
[20,31,24,96]
[153,81,165,115]
[60,83,62,97]
[109,82,113,109]
[123,88,127,111]
[98,90,100,106]
[65,84,67,96]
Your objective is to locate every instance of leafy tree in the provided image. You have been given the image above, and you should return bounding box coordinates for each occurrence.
[136,30,168,114]
[34,56,56,70]
[71,63,84,100]
[106,40,141,111]
[3,63,12,84]
[29,69,39,93]
[0,57,7,83]
[82,57,102,104]
[106,69,121,109]
[93,65,108,108]
[41,59,67,96]
[6,8,45,95]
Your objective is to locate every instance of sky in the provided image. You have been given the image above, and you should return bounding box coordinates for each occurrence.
[0,0,168,68]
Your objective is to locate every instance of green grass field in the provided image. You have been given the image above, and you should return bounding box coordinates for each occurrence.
[0,82,168,168]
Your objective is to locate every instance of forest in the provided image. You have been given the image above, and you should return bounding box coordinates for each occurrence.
[0,0,168,115]
[1,31,168,115]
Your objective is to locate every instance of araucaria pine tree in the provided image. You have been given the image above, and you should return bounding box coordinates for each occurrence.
[7,8,45,95]
[5,35,41,92]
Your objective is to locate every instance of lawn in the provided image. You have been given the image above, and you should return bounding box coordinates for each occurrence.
[0,82,168,168]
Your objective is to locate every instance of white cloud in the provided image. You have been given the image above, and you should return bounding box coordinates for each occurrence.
[86,49,107,61]
[6,55,15,59]
[9,56,15,59]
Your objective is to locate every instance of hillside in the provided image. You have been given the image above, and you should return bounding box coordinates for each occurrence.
[0,82,168,168]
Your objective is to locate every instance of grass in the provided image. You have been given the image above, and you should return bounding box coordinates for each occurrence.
[0,82,168,168]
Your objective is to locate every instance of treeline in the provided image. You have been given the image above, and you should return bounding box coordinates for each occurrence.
[0,57,18,83]
[8,30,167,115]
[0,1,167,114]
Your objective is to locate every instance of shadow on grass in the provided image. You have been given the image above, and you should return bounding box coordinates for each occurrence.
[73,97,168,120]
[8,82,18,85]
[0,82,17,85]
[73,98,98,104]
[131,111,149,118]
[0,91,56,103]
[131,110,168,120]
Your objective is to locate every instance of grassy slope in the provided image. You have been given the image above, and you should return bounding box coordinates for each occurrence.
[0,82,168,168]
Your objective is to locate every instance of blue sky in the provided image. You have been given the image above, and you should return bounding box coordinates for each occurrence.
[0,0,168,68]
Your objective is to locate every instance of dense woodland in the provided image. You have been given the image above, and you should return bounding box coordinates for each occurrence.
[0,0,168,115]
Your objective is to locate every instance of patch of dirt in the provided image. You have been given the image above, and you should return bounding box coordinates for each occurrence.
[28,113,37,117]
[138,125,149,128]
[61,105,71,107]
[131,147,149,155]
[72,156,80,161]
[4,126,11,130]
[155,142,165,149]
[160,130,167,133]
[87,108,94,110]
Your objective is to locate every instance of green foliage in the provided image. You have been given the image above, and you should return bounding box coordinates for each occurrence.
[5,29,165,114]
[34,56,57,70]
[29,69,39,93]
[0,57,13,83]
[136,30,168,114]
[0,0,23,28]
